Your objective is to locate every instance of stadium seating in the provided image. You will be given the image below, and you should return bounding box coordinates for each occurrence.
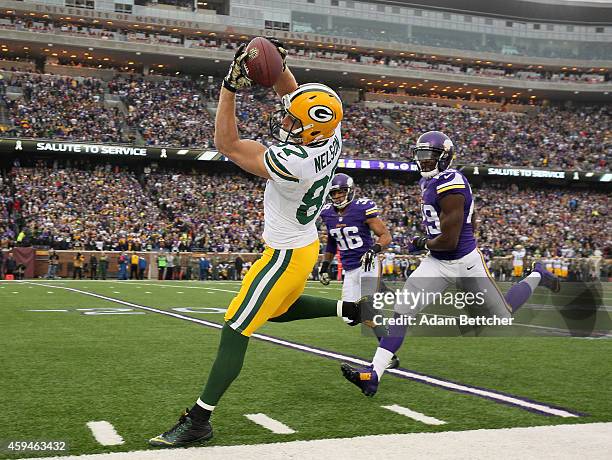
[2,163,608,258]
[0,71,608,170]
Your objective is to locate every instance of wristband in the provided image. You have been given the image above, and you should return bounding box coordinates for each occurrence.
[413,236,428,250]
[222,79,237,93]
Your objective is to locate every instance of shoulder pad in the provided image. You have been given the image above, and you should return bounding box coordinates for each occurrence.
[434,171,466,195]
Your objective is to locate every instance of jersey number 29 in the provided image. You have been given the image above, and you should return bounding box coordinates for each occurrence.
[422,201,474,237]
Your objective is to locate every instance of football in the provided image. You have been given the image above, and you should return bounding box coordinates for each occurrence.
[243,37,284,87]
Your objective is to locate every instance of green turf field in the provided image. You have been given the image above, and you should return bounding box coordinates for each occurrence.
[1,279,611,459]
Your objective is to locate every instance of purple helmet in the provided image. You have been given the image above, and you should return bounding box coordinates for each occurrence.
[413,131,455,178]
[328,173,355,209]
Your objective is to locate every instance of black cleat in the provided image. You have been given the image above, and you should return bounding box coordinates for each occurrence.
[341,363,379,397]
[149,409,213,448]
[388,355,400,369]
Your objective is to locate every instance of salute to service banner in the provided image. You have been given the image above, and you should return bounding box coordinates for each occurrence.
[0,138,609,183]
[0,138,225,161]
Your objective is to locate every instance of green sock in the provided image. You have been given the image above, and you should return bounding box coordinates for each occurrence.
[200,323,249,407]
[269,295,354,322]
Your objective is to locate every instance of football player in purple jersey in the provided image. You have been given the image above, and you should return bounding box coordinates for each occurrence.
[341,131,561,396]
[319,173,392,301]
[319,173,399,368]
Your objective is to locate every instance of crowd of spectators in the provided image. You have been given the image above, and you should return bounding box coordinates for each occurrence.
[387,104,610,171]
[336,101,610,171]
[357,176,609,259]
[0,70,609,170]
[143,171,267,253]
[2,73,129,142]
[7,162,168,251]
[107,77,214,147]
[0,162,608,261]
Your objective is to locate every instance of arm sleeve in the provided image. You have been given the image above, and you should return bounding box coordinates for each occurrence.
[263,145,302,183]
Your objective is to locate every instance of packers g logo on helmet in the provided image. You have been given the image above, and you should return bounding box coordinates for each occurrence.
[308,105,334,123]
[270,83,343,145]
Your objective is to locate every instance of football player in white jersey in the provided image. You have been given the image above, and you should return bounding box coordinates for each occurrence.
[150,40,377,447]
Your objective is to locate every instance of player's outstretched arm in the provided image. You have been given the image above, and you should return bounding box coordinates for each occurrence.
[214,86,271,180]
[425,194,465,252]
[273,66,298,98]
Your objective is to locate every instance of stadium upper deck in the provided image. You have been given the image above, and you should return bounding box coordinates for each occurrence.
[0,0,610,101]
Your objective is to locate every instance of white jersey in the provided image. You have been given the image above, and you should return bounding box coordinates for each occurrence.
[384,252,396,266]
[262,125,342,249]
[512,249,526,266]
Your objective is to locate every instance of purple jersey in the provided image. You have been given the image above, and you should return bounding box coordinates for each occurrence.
[320,198,379,271]
[419,169,476,260]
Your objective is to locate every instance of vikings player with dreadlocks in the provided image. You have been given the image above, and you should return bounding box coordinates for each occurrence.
[341,131,561,397]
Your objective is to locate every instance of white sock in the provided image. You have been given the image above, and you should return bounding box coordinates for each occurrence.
[196,398,215,412]
[336,300,344,318]
[524,272,541,291]
[372,347,394,381]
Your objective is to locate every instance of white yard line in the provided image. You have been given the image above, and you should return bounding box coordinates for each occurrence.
[244,414,296,434]
[381,404,446,425]
[86,421,124,446]
[21,422,612,460]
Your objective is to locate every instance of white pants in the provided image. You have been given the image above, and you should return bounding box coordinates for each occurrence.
[395,248,511,319]
[342,260,382,302]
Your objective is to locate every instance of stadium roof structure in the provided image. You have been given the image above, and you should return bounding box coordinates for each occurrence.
[374,0,612,24]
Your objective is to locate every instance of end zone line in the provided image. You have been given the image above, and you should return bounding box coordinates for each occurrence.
[22,281,584,418]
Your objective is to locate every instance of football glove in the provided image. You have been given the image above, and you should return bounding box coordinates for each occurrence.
[318,260,331,286]
[407,236,428,253]
[223,43,252,93]
[268,37,288,71]
[360,243,382,272]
